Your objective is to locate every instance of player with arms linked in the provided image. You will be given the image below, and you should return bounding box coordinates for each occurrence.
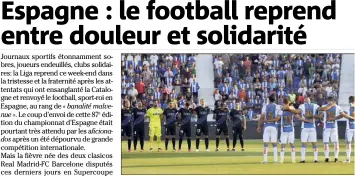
[132,101,147,152]
[274,98,311,163]
[194,98,211,152]
[178,102,194,152]
[318,96,346,162]
[341,96,355,163]
[297,97,321,163]
[146,100,164,152]
[229,101,246,151]
[213,103,230,152]
[257,94,281,163]
[121,100,133,152]
[163,101,178,151]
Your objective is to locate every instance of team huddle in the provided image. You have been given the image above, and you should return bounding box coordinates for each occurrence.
[122,95,354,163]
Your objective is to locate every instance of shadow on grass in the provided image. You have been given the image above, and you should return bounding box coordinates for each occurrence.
[122,152,326,159]
[122,161,265,168]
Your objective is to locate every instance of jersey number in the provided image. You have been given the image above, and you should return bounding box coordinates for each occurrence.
[305,110,313,119]
[283,116,292,126]
[267,112,273,120]
[326,111,336,121]
[284,116,292,123]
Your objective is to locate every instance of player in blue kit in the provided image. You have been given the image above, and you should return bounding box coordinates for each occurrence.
[342,96,355,163]
[178,102,193,152]
[194,98,211,152]
[213,103,230,152]
[257,95,281,163]
[297,97,321,163]
[132,101,147,152]
[318,96,346,163]
[163,101,178,151]
[121,100,133,152]
[275,98,311,163]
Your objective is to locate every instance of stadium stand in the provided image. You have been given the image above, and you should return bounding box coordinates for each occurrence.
[122,53,344,121]
[121,53,354,140]
[212,54,342,121]
[121,54,199,110]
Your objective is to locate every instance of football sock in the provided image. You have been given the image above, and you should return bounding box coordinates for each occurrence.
[312,144,318,161]
[157,137,161,148]
[216,138,220,148]
[179,138,183,149]
[172,138,176,150]
[149,136,154,148]
[133,137,138,150]
[263,143,268,162]
[128,139,132,150]
[226,138,230,148]
[346,143,351,160]
[233,137,237,148]
[291,147,296,162]
[280,147,285,162]
[165,138,169,150]
[272,143,278,161]
[139,137,144,150]
[334,142,339,158]
[187,138,191,150]
[290,143,295,162]
[324,143,329,158]
[239,135,244,148]
[301,143,306,161]
[196,138,200,149]
[205,138,209,149]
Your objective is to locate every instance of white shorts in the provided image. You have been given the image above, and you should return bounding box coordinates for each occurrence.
[280,131,295,144]
[346,129,355,143]
[301,128,317,143]
[263,126,278,143]
[323,128,338,143]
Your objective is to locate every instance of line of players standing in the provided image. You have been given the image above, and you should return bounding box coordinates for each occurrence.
[121,98,246,152]
[122,95,355,163]
[257,95,354,163]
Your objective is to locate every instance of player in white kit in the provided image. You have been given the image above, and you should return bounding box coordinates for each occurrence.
[298,97,321,163]
[275,98,311,163]
[257,95,281,163]
[318,96,346,163]
[342,96,355,163]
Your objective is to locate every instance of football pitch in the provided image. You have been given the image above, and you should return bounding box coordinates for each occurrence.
[121,139,354,175]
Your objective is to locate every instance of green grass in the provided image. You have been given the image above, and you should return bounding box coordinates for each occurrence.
[122,139,354,175]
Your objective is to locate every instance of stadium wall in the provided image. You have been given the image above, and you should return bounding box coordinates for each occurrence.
[135,121,348,140]
[338,54,354,108]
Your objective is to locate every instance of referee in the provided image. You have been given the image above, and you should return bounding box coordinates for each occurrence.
[229,102,246,151]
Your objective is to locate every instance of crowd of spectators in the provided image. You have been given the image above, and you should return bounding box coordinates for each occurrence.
[121,54,200,110]
[213,54,342,121]
[121,53,342,122]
